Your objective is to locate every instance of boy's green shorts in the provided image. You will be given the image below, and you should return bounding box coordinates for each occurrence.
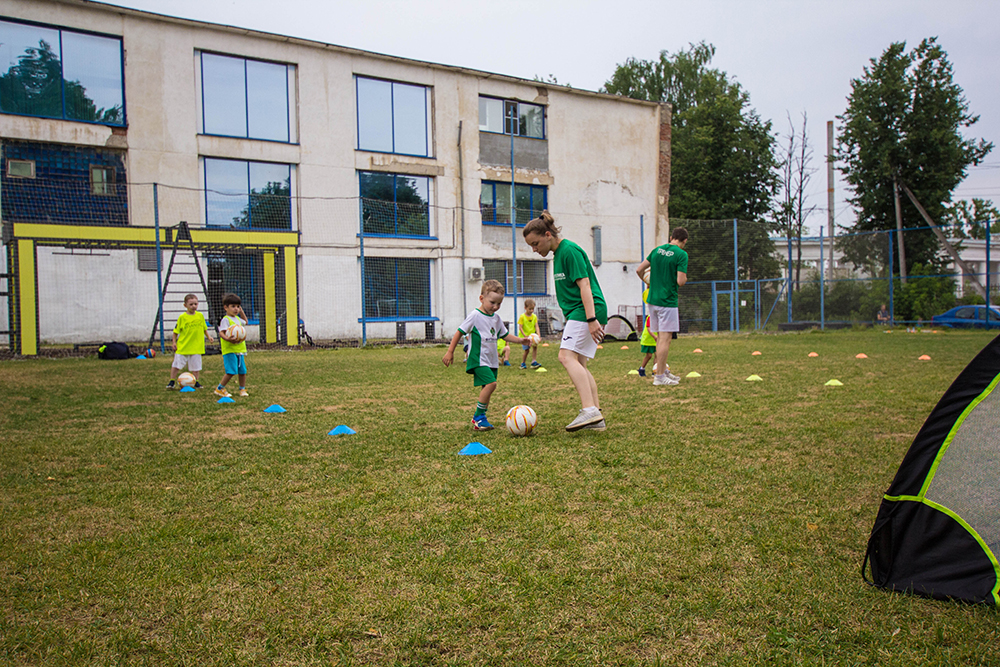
[641,344,657,354]
[468,366,499,387]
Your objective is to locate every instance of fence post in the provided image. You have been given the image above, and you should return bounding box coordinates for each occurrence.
[359,207,366,347]
[819,227,825,330]
[711,281,718,332]
[888,230,895,325]
[153,183,165,352]
[787,232,793,325]
[733,219,739,333]
[987,228,992,310]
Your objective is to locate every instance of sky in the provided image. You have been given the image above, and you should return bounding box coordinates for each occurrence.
[103,0,1000,234]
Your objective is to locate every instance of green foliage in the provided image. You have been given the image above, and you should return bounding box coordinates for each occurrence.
[836,38,993,272]
[791,272,890,322]
[604,42,781,281]
[942,198,1000,239]
[233,180,291,230]
[893,264,957,321]
[0,39,123,124]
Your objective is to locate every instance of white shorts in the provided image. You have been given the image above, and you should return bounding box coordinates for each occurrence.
[172,353,203,372]
[648,305,679,334]
[560,319,599,359]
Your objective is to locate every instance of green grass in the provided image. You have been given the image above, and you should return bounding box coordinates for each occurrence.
[3,329,1000,666]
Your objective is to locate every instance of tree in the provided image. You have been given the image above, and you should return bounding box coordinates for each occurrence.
[942,198,1000,240]
[836,38,992,273]
[778,112,817,290]
[233,180,291,230]
[603,42,781,281]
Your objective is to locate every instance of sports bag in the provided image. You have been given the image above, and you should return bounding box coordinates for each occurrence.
[98,342,132,360]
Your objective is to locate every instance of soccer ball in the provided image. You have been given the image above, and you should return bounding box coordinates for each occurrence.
[178,372,196,388]
[506,405,538,437]
[641,266,651,285]
[528,333,541,346]
[228,324,246,343]
[145,347,156,358]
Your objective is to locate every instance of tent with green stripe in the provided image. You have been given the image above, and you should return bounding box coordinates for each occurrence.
[863,334,1000,604]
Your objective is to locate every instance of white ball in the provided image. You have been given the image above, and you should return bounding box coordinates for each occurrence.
[228,324,246,343]
[641,266,651,285]
[528,333,541,345]
[506,405,538,437]
[178,372,196,388]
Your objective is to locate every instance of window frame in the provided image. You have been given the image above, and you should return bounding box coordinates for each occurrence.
[361,256,435,322]
[202,156,295,231]
[478,95,545,139]
[0,17,126,126]
[196,50,295,143]
[358,170,434,239]
[484,258,548,297]
[6,158,35,178]
[480,180,547,227]
[355,75,431,158]
[89,164,114,195]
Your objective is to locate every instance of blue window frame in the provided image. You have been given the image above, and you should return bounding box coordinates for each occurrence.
[356,76,430,157]
[0,18,125,125]
[199,51,294,142]
[204,157,292,230]
[484,259,547,296]
[478,96,544,139]
[359,171,431,237]
[363,257,431,320]
[480,181,547,226]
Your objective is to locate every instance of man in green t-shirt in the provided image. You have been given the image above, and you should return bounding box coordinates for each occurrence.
[636,227,688,387]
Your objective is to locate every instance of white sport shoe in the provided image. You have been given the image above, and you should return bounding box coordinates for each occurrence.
[566,407,603,432]
[582,419,606,431]
[653,374,679,386]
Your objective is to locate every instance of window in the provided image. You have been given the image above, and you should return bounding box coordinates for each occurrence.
[356,76,430,156]
[7,158,34,178]
[90,165,114,195]
[359,171,431,237]
[204,157,292,229]
[484,259,547,296]
[480,181,547,226]
[0,19,124,125]
[199,52,294,142]
[479,96,544,139]
[363,257,431,319]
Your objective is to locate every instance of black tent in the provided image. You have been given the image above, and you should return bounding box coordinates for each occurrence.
[863,334,1000,604]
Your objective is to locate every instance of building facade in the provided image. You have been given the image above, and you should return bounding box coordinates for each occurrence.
[0,0,668,351]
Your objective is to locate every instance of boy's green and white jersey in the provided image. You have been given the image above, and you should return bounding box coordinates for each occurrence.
[459,309,507,371]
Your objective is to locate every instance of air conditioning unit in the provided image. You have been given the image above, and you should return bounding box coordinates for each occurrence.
[468,266,483,281]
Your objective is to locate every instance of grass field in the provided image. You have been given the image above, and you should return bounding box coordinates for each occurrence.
[3,329,1000,666]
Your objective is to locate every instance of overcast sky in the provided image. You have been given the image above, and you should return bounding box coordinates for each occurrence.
[103,0,1000,234]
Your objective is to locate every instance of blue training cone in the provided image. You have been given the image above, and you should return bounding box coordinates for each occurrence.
[264,404,286,413]
[135,354,146,359]
[217,396,235,404]
[459,442,492,456]
[180,386,196,393]
[327,425,356,435]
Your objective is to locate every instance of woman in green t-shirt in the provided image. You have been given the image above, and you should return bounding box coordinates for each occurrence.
[523,211,607,432]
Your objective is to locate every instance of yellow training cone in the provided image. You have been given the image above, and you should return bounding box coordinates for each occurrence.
[808,352,819,357]
[627,369,640,375]
[746,374,763,382]
[620,345,629,350]
[856,353,868,359]
[751,350,762,356]
[535,367,548,373]
[693,348,703,353]
[918,354,931,360]
[686,371,701,378]
[825,379,843,386]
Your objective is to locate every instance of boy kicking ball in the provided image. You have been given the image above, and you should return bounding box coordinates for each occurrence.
[442,280,525,430]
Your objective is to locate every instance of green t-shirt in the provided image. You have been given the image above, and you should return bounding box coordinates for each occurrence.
[646,243,689,308]
[553,238,607,323]
[220,314,248,355]
[173,311,208,355]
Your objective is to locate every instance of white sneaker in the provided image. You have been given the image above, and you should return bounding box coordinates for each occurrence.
[582,419,606,431]
[566,407,603,432]
[653,374,679,386]
[664,366,680,381]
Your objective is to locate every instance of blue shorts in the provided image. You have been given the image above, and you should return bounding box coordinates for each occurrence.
[223,352,247,376]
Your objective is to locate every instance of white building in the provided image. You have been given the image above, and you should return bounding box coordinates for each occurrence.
[0,0,669,354]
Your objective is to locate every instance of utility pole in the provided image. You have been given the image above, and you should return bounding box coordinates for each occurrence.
[826,121,835,282]
[893,174,907,284]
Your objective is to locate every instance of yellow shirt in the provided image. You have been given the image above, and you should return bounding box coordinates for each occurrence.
[518,312,538,337]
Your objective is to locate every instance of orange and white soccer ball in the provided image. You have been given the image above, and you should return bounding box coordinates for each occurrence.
[178,372,196,388]
[228,324,246,343]
[528,333,541,346]
[506,405,538,436]
[641,266,651,285]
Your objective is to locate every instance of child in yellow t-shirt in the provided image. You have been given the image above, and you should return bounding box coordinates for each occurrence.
[518,298,541,369]
[497,335,511,366]
[166,294,213,389]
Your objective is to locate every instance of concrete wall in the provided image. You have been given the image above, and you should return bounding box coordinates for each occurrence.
[1,0,662,345]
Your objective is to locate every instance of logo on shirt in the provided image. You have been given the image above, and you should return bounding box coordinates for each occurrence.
[657,248,675,257]
[554,272,566,281]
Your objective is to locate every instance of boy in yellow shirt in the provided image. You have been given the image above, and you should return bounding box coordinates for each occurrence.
[518,298,541,369]
[166,294,212,389]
